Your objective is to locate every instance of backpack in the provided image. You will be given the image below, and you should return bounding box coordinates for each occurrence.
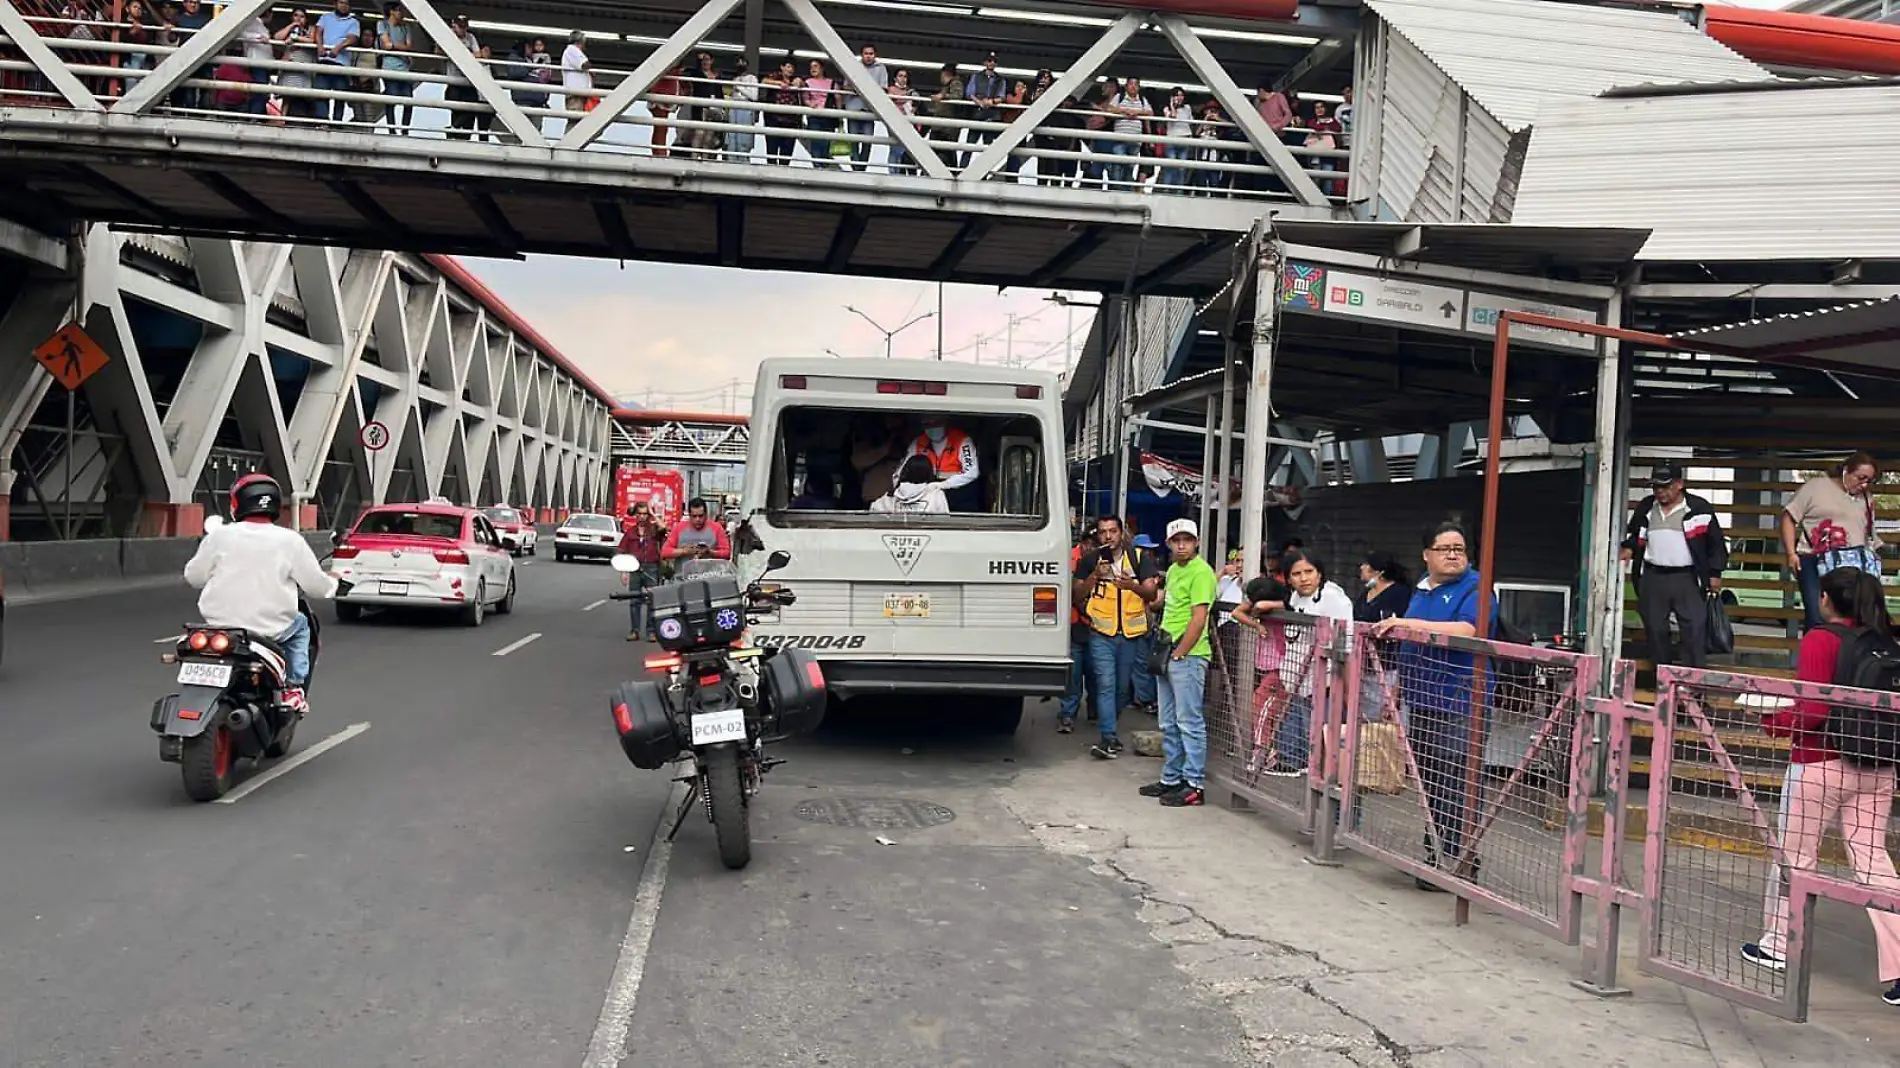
[1821,624,1900,768]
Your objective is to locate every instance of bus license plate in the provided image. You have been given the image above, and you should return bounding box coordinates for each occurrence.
[177,662,232,687]
[884,592,931,619]
[690,708,748,745]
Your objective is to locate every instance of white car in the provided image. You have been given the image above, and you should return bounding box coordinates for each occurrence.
[480,505,538,556]
[331,503,517,625]
[554,513,622,562]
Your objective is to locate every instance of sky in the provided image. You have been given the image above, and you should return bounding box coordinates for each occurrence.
[463,256,1098,414]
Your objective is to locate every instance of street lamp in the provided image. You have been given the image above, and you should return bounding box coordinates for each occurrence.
[845,305,936,359]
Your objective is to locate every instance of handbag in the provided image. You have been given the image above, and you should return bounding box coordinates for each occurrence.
[1147,628,1175,675]
[1355,722,1407,794]
[1705,591,1735,656]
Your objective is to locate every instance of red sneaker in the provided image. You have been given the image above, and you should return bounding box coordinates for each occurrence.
[281,687,308,715]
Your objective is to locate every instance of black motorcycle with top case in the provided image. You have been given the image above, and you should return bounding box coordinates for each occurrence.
[608,549,826,869]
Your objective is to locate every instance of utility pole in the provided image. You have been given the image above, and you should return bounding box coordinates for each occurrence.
[1005,313,1018,368]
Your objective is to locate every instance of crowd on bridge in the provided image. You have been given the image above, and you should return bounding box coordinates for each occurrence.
[13,1,1350,197]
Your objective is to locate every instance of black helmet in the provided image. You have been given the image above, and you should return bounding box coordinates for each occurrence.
[230,472,284,522]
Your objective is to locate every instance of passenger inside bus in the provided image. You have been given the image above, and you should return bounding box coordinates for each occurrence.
[771,407,1045,521]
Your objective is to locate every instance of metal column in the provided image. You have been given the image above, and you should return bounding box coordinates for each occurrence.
[1238,235,1284,581]
[1214,340,1236,560]
[1198,393,1217,547]
[1584,288,1629,676]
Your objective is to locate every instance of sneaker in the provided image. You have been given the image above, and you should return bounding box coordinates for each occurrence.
[1160,785,1204,807]
[1139,780,1185,798]
[1740,943,1787,972]
[281,687,308,715]
[627,631,640,641]
[1090,738,1120,760]
[1057,719,1074,735]
[1883,982,1900,1006]
[1107,736,1125,755]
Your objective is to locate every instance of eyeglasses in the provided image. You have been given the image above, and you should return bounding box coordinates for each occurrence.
[1427,544,1468,556]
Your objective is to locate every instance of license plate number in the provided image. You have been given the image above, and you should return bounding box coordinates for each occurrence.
[884,592,932,619]
[379,581,409,596]
[690,708,748,745]
[177,661,232,687]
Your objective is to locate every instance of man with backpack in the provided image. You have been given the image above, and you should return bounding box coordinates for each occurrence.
[1621,463,1728,668]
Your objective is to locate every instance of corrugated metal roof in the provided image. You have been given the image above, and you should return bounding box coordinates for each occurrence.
[1365,0,1771,131]
[1511,84,1900,261]
[1673,295,1900,380]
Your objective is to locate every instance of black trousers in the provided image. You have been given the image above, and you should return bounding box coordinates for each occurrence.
[1638,568,1708,668]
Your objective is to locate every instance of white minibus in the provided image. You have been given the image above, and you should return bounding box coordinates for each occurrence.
[736,358,1070,732]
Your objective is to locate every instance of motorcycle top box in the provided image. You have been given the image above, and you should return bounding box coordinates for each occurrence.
[648,576,747,653]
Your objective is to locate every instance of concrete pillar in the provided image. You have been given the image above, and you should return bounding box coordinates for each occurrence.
[138,502,205,538]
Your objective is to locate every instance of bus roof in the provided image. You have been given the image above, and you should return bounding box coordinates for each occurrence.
[753,357,1059,390]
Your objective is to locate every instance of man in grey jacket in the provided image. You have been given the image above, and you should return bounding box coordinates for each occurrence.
[842,44,888,171]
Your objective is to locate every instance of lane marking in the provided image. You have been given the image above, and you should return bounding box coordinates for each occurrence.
[492,633,543,657]
[214,721,372,804]
[583,779,684,1068]
[582,599,607,612]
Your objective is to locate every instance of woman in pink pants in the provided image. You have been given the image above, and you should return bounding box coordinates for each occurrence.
[1743,566,1900,1006]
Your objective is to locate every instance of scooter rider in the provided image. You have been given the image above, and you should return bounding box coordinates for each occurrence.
[182,473,338,714]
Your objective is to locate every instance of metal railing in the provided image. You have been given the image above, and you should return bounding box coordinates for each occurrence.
[1199,620,1900,1025]
[0,12,1351,203]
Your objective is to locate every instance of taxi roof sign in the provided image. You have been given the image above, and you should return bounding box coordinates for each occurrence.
[32,323,110,392]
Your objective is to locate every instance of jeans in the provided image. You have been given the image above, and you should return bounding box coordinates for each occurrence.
[728,109,757,157]
[1275,694,1312,771]
[316,69,350,121]
[1159,655,1209,787]
[627,567,660,638]
[1087,631,1141,740]
[1410,702,1483,862]
[1105,139,1138,188]
[846,115,875,166]
[1131,630,1157,706]
[1161,143,1191,192]
[275,613,313,686]
[383,75,414,131]
[1059,630,1093,722]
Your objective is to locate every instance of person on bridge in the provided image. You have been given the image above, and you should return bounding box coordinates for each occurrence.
[842,45,889,171]
[663,498,732,563]
[183,474,337,715]
[313,0,360,125]
[964,53,1007,161]
[905,417,981,512]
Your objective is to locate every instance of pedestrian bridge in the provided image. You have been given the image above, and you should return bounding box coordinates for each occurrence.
[0,0,1358,295]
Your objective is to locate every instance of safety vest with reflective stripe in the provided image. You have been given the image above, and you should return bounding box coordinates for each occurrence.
[913,429,974,476]
[1085,548,1150,638]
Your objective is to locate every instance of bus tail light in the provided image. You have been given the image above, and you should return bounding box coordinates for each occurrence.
[1015,385,1042,399]
[1031,586,1059,625]
[876,380,947,396]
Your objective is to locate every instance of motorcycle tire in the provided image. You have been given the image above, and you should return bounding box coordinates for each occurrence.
[180,714,235,802]
[703,744,752,871]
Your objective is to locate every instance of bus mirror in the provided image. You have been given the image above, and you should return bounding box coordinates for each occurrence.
[765,550,792,573]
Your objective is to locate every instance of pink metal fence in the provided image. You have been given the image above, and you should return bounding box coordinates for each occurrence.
[1201,627,1900,1024]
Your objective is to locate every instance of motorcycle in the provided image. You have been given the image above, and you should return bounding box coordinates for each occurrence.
[150,516,321,802]
[607,549,826,870]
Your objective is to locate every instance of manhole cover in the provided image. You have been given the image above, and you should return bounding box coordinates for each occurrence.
[792,797,957,830]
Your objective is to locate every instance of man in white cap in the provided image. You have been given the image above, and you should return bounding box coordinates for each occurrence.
[1138,518,1217,807]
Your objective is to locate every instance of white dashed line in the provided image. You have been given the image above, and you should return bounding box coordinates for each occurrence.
[583,779,684,1068]
[214,722,372,804]
[582,599,607,612]
[491,633,543,657]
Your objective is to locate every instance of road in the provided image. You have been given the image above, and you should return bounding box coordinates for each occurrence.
[0,557,1247,1068]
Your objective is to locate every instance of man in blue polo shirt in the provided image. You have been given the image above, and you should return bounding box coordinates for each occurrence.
[1368,520,1496,892]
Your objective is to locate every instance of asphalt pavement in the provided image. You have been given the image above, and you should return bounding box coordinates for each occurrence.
[0,557,1251,1068]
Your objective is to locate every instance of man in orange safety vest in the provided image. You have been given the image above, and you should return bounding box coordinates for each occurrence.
[905,416,981,511]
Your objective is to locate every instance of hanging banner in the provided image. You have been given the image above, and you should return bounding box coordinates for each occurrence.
[1141,452,1304,516]
[613,466,687,529]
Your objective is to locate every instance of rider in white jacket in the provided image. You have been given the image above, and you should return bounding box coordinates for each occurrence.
[869,455,950,514]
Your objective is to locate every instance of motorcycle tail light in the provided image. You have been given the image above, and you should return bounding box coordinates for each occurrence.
[208,631,232,653]
[697,674,722,686]
[804,660,826,690]
[187,631,211,651]
[611,701,633,734]
[644,653,681,672]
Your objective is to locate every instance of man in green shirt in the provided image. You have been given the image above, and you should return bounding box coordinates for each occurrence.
[1139,518,1216,807]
